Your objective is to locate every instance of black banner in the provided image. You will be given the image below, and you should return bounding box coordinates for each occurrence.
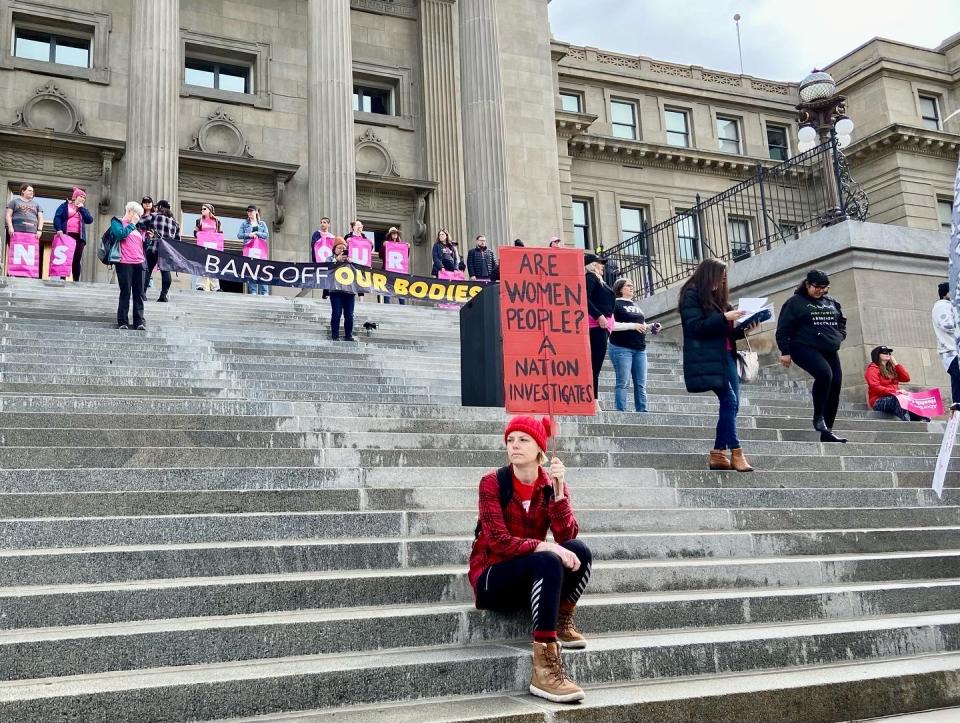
[158,239,486,302]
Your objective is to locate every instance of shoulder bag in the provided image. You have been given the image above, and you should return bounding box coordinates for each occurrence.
[736,336,760,383]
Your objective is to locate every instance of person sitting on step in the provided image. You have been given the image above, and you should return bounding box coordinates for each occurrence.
[469,416,591,704]
[865,346,930,422]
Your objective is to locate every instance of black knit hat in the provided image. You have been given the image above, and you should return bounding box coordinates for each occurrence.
[939,282,950,299]
[805,269,830,286]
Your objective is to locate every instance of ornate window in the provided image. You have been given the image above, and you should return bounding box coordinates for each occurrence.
[180,30,272,109]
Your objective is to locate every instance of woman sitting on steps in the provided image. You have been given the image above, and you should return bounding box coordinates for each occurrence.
[469,416,592,704]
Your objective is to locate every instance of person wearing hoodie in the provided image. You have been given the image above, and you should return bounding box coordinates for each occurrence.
[469,416,591,704]
[864,346,929,422]
[932,281,960,409]
[776,269,848,443]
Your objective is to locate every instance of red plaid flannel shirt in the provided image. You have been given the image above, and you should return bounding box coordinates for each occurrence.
[468,467,579,592]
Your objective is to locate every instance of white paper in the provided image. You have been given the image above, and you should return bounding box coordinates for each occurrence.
[933,410,959,499]
[735,298,776,327]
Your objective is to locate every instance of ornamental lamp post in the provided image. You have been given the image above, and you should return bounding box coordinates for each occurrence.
[796,69,856,224]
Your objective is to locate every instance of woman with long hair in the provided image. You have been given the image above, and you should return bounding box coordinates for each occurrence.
[325,237,356,341]
[239,204,270,295]
[470,416,591,703]
[678,258,755,471]
[865,346,929,422]
[608,278,652,412]
[431,228,458,277]
[776,270,848,442]
[192,203,222,292]
[585,252,615,411]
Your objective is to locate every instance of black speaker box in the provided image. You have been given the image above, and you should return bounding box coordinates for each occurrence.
[459,284,503,407]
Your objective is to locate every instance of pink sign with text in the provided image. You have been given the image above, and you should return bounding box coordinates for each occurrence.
[48,233,77,277]
[243,237,269,259]
[348,236,373,267]
[382,241,410,274]
[196,230,224,251]
[438,268,465,309]
[313,234,335,263]
[896,389,944,418]
[7,232,40,277]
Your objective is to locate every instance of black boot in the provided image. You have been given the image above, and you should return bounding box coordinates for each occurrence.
[820,430,847,443]
[813,416,830,433]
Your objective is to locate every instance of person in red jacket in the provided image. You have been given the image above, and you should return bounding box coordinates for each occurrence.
[469,416,591,704]
[865,346,929,421]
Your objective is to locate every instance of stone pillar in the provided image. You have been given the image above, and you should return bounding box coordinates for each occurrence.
[459,0,510,247]
[307,0,356,233]
[419,0,467,246]
[126,0,179,211]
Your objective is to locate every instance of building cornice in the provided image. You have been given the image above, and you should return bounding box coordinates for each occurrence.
[555,110,598,139]
[845,124,960,163]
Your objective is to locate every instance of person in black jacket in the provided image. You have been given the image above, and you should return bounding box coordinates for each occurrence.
[467,235,497,280]
[678,258,755,472]
[585,252,615,411]
[775,269,848,443]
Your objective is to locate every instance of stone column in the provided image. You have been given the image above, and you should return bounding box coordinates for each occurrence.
[307,0,356,233]
[459,0,510,247]
[126,0,179,211]
[419,0,467,246]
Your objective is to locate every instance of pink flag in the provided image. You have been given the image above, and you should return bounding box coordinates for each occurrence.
[313,234,335,263]
[896,388,944,418]
[382,241,410,274]
[7,232,40,278]
[348,236,373,267]
[243,236,269,259]
[48,232,76,277]
[196,230,224,251]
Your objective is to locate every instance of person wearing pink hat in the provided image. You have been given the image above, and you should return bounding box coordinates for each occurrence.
[548,236,562,248]
[53,187,93,281]
[469,415,591,703]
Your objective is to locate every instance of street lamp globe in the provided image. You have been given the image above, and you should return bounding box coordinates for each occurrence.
[799,70,837,103]
[797,125,818,143]
[834,117,855,136]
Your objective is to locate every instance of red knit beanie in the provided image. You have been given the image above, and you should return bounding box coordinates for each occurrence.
[503,415,552,452]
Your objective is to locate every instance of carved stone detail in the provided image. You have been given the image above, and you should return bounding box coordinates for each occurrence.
[12,83,86,135]
[99,153,114,214]
[650,62,693,78]
[179,171,220,193]
[351,0,417,18]
[0,150,44,173]
[413,190,428,245]
[596,52,640,69]
[751,79,791,96]
[189,107,253,158]
[566,47,586,60]
[357,188,415,216]
[355,127,400,177]
[702,71,742,87]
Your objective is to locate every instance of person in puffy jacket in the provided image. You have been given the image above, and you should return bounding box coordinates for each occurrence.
[469,416,590,704]
[678,258,754,472]
[776,269,848,443]
[865,346,929,421]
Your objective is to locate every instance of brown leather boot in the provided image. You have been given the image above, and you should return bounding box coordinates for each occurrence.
[530,641,585,703]
[557,608,586,649]
[709,449,732,470]
[730,448,754,472]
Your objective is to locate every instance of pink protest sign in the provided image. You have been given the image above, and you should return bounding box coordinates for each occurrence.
[382,241,410,274]
[243,237,269,259]
[48,232,76,277]
[438,268,465,309]
[896,388,944,418]
[348,236,373,267]
[7,232,40,278]
[313,233,335,263]
[196,230,224,251]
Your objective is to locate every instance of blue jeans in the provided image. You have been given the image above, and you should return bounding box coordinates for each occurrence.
[713,354,741,450]
[247,282,269,295]
[608,344,647,412]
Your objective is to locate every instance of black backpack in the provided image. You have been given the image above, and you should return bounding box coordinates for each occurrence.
[473,466,554,538]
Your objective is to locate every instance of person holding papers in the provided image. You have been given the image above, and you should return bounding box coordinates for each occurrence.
[776,270,848,443]
[865,346,930,422]
[678,258,756,472]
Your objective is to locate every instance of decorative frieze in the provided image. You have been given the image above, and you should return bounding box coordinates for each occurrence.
[649,61,693,78]
[351,0,417,19]
[702,71,742,87]
[357,188,415,216]
[751,79,791,96]
[596,52,640,69]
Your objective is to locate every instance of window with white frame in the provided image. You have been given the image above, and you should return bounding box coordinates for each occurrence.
[766,123,789,161]
[716,116,741,154]
[938,198,954,232]
[619,205,646,242]
[610,100,637,139]
[665,108,690,147]
[572,198,592,249]
[676,209,699,263]
[919,95,941,131]
[728,217,752,261]
[559,91,583,113]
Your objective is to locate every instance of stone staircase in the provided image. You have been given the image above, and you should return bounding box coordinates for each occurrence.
[0,278,959,722]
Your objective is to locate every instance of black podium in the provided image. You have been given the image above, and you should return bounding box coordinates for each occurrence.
[459,284,503,407]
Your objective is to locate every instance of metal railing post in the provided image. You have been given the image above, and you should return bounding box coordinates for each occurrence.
[757,163,772,250]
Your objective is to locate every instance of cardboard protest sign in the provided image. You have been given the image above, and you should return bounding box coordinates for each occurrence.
[896,388,943,418]
[313,234,335,263]
[383,241,410,274]
[499,247,594,415]
[348,236,373,267]
[243,237,268,259]
[48,232,76,277]
[196,230,224,252]
[933,408,959,499]
[7,232,40,277]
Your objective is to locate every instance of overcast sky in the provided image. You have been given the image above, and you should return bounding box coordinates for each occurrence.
[548,0,960,82]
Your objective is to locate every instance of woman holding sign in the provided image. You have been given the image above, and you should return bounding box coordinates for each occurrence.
[678,259,755,472]
[865,346,931,422]
[52,187,93,281]
[192,203,222,292]
[239,205,270,295]
[380,226,408,304]
[470,416,590,703]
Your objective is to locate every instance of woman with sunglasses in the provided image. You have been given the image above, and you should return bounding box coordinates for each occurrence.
[776,270,848,443]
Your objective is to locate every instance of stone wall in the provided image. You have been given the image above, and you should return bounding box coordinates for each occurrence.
[638,221,953,401]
